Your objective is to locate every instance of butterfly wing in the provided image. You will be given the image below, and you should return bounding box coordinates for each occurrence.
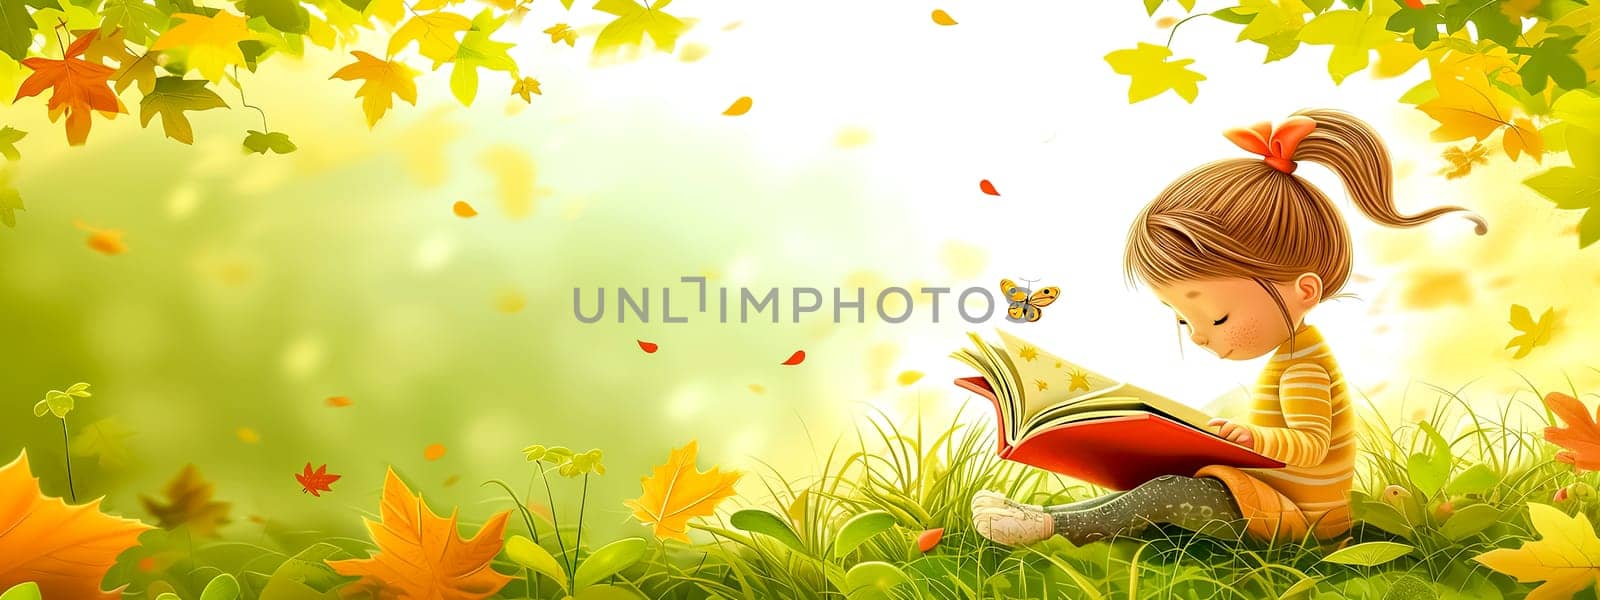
[1029,286,1059,308]
[1023,304,1041,322]
[1000,279,1028,303]
[1007,303,1026,320]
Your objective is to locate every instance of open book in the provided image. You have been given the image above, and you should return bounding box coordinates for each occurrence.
[951,329,1283,490]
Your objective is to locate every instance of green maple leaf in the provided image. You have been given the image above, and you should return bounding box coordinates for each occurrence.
[0,127,25,161]
[71,417,135,468]
[140,76,230,144]
[592,0,686,59]
[1297,6,1397,84]
[448,9,516,106]
[1384,0,1441,49]
[1104,42,1206,103]
[0,169,21,229]
[236,0,309,34]
[1442,0,1518,46]
[243,129,297,154]
[1233,0,1310,63]
[0,0,35,61]
[1525,125,1600,248]
[100,0,167,45]
[1516,36,1586,94]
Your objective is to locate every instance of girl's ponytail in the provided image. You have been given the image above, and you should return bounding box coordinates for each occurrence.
[1291,108,1488,236]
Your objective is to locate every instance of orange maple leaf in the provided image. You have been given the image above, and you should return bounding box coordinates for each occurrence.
[14,30,124,146]
[0,450,152,599]
[1545,392,1600,471]
[626,440,741,542]
[326,468,513,599]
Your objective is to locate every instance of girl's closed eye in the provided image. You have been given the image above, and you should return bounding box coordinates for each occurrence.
[1213,314,1229,326]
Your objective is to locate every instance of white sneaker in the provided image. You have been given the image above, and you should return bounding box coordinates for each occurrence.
[971,491,1053,546]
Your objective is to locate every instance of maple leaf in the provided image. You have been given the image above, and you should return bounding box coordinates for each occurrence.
[0,167,20,228]
[140,77,228,144]
[1232,0,1310,63]
[70,417,135,468]
[0,450,152,599]
[388,10,471,68]
[545,23,577,46]
[151,11,256,84]
[1438,142,1488,179]
[1517,35,1587,94]
[1473,503,1600,600]
[1525,125,1600,247]
[449,10,518,106]
[1296,3,1401,84]
[14,29,123,147]
[100,0,169,46]
[1543,392,1600,472]
[512,76,541,102]
[1503,117,1544,163]
[592,0,687,60]
[1385,0,1442,49]
[140,464,233,537]
[1103,42,1206,103]
[330,51,419,127]
[327,468,514,599]
[626,440,741,542]
[0,126,24,161]
[1417,70,1516,142]
[0,1,31,61]
[243,129,297,154]
[1505,304,1555,359]
[236,0,310,34]
[295,462,340,496]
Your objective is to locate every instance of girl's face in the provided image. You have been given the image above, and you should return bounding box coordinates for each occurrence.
[1150,276,1321,360]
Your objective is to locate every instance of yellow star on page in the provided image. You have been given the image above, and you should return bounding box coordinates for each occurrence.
[1034,379,1049,391]
[1068,368,1091,392]
[1019,345,1039,361]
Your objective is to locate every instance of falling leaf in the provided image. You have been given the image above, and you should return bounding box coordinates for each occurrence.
[1156,16,1178,28]
[544,23,577,46]
[140,77,228,144]
[592,0,686,60]
[326,396,354,407]
[979,179,1000,196]
[13,29,122,146]
[0,126,24,161]
[1473,503,1600,600]
[235,427,259,443]
[931,9,957,26]
[896,370,923,386]
[330,51,420,128]
[243,130,297,154]
[916,528,944,552]
[679,43,709,62]
[71,418,134,468]
[1438,143,1489,179]
[424,443,448,461]
[0,450,151,599]
[511,77,541,102]
[781,350,806,365]
[625,440,741,542]
[747,383,765,394]
[638,340,659,353]
[1104,43,1205,103]
[150,11,255,83]
[1506,304,1554,359]
[296,463,341,497]
[1543,392,1600,471]
[723,96,752,116]
[452,201,478,217]
[75,222,127,255]
[140,465,232,537]
[496,291,525,313]
[388,10,470,67]
[327,468,514,598]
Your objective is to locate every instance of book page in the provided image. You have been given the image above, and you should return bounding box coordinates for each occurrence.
[992,329,1119,419]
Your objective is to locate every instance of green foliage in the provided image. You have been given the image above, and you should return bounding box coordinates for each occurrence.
[592,0,686,59]
[1322,541,1414,566]
[0,127,26,161]
[33,382,90,419]
[242,129,295,154]
[0,583,41,600]
[140,76,229,144]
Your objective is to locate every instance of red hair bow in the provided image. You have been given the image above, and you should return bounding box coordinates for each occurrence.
[1223,116,1316,173]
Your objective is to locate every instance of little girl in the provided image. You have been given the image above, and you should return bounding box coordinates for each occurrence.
[971,108,1486,546]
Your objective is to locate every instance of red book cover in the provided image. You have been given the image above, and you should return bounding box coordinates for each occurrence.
[954,377,1285,491]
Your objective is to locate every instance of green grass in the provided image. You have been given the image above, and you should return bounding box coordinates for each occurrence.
[58,384,1600,599]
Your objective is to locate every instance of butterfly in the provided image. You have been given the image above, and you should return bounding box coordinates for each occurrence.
[1001,278,1058,322]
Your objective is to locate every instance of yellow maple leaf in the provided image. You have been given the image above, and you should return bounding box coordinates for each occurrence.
[1503,117,1545,162]
[139,464,232,537]
[544,23,578,47]
[1438,142,1489,179]
[1418,70,1517,142]
[150,11,255,84]
[1473,503,1600,600]
[626,440,741,542]
[1506,303,1555,359]
[0,450,152,599]
[1104,42,1205,103]
[512,76,541,102]
[389,10,470,68]
[327,468,514,599]
[329,51,420,127]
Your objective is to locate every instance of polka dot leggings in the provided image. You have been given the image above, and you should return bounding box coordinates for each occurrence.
[1045,475,1245,545]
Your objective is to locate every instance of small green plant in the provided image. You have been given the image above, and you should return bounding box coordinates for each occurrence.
[31,382,91,502]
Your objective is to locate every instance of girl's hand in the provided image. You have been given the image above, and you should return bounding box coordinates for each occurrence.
[1207,418,1254,447]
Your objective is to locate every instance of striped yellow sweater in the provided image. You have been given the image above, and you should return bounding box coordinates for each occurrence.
[1196,324,1355,541]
